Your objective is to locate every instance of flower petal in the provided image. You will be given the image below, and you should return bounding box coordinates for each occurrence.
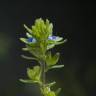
[27,37,36,43]
[48,36,63,41]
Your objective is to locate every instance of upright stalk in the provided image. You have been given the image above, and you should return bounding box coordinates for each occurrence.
[39,60,46,84]
[19,18,65,96]
[42,60,46,85]
[39,56,46,96]
[40,41,47,95]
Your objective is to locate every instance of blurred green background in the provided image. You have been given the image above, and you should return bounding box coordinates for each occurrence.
[0,1,96,96]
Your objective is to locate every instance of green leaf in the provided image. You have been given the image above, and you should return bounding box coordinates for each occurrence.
[47,44,55,50]
[52,52,60,65]
[26,33,32,37]
[42,86,56,96]
[20,38,27,43]
[46,65,64,72]
[45,51,51,65]
[46,52,60,67]
[22,48,28,51]
[24,24,32,33]
[47,40,55,44]
[27,45,44,59]
[45,19,53,36]
[19,78,42,84]
[27,68,34,79]
[50,65,64,69]
[48,92,56,96]
[19,79,35,83]
[46,38,66,50]
[45,81,56,87]
[21,55,38,60]
[27,66,41,81]
[32,25,40,37]
[55,39,67,45]
[33,66,41,79]
[54,36,63,42]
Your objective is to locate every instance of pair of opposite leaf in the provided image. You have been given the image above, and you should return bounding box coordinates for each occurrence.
[20,18,67,58]
[20,65,61,96]
[20,66,41,84]
[41,81,62,96]
[45,51,64,71]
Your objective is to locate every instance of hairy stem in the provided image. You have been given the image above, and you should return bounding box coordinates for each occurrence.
[39,57,46,96]
[40,60,46,86]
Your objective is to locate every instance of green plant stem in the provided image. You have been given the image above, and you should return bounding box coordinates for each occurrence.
[42,60,46,85]
[39,52,46,96]
[40,59,46,86]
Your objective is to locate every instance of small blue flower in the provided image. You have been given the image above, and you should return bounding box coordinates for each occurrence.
[48,36,63,41]
[27,37,36,43]
[48,36,57,40]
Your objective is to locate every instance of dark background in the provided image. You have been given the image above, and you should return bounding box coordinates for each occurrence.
[0,1,96,96]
